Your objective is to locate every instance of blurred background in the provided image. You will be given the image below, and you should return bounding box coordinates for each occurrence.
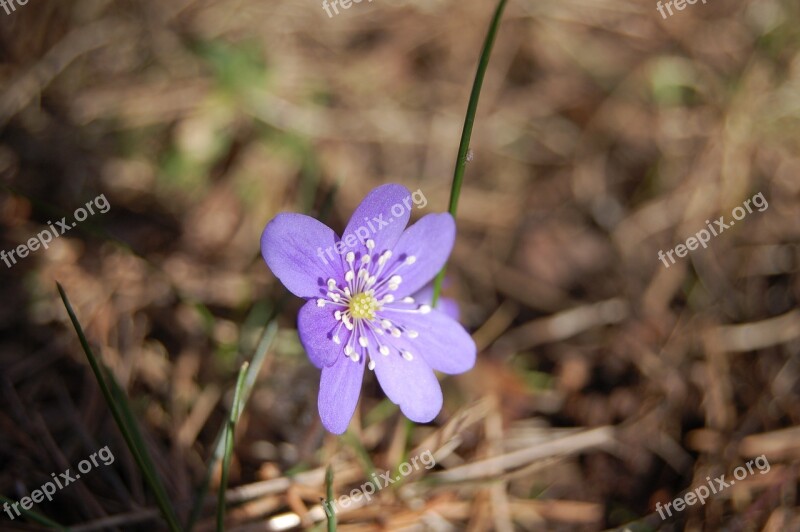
[1,0,800,530]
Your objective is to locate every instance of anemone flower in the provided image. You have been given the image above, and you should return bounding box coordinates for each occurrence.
[261,184,476,434]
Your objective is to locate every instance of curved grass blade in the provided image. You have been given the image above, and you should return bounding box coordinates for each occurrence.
[56,283,182,532]
[432,0,509,305]
[186,320,277,531]
[217,361,249,531]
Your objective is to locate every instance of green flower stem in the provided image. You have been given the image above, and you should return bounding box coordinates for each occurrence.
[432,0,509,306]
[325,465,336,532]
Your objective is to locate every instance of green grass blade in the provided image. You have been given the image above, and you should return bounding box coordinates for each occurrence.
[325,465,336,532]
[217,362,249,531]
[104,367,177,513]
[0,494,69,530]
[237,322,277,418]
[432,0,509,305]
[186,320,277,531]
[343,431,376,477]
[56,283,182,532]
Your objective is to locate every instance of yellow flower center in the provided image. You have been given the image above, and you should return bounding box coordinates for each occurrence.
[349,292,380,320]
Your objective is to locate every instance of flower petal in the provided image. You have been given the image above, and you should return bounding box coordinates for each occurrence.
[435,298,460,321]
[298,300,350,369]
[383,308,475,375]
[388,213,455,298]
[372,349,443,423]
[261,213,344,298]
[318,356,365,434]
[340,184,413,258]
[412,284,460,321]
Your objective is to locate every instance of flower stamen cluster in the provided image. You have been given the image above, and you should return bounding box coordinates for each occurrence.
[316,242,430,370]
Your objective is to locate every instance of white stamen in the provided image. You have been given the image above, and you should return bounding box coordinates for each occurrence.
[405,256,416,265]
[344,345,354,356]
[361,254,371,265]
[346,252,355,264]
[368,360,376,370]
[381,319,393,329]
[407,330,419,339]
[403,297,415,303]
[402,350,414,361]
[383,294,395,304]
[345,271,355,283]
[391,328,402,338]
[316,299,326,307]
[419,305,431,314]
[366,239,375,250]
[327,279,337,290]
[359,336,368,347]
[379,345,390,356]
[333,335,341,344]
[334,310,342,321]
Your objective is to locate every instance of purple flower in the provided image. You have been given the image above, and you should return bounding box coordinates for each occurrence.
[261,184,476,434]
